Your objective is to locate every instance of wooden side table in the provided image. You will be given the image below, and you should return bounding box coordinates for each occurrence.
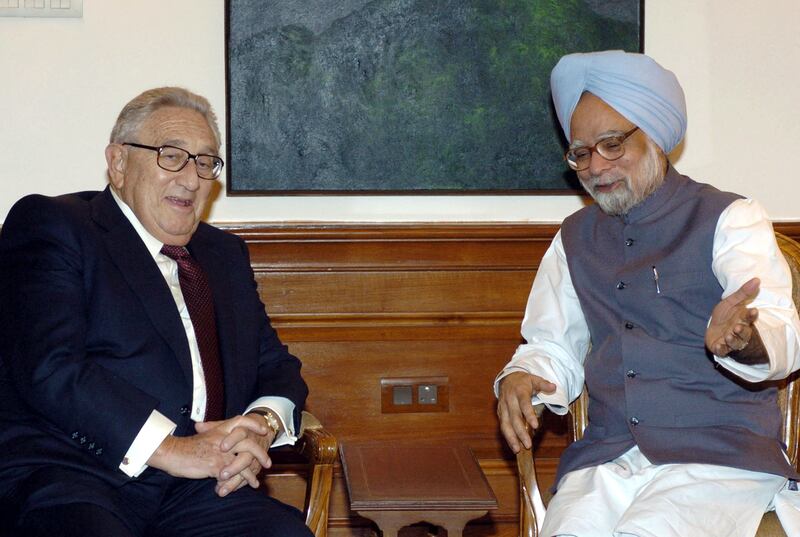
[340,440,498,537]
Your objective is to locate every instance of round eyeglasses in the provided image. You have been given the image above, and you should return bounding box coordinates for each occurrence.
[122,142,224,180]
[565,126,640,171]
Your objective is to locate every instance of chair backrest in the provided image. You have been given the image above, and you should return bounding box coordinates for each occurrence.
[568,233,800,467]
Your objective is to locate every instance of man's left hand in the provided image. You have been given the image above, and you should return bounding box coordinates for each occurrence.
[706,277,767,363]
[195,414,275,497]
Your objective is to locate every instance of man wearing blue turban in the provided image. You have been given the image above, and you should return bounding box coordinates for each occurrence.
[495,51,800,536]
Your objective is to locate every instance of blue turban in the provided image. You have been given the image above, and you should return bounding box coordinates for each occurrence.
[550,50,687,154]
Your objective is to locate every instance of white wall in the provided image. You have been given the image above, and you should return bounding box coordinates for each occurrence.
[1,0,798,223]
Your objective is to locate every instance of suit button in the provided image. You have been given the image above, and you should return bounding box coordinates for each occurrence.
[625,322,634,329]
[79,436,87,445]
[87,442,95,450]
[625,238,635,247]
[630,417,640,426]
[626,369,637,378]
[71,431,80,439]
[95,448,103,456]
[180,405,191,416]
[617,281,626,290]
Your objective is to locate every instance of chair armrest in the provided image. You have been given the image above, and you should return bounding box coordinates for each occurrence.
[297,411,338,465]
[295,411,337,537]
[516,403,547,537]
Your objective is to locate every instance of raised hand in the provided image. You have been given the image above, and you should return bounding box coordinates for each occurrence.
[706,277,767,363]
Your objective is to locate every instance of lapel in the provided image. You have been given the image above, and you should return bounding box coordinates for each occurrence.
[188,227,241,414]
[89,187,194,387]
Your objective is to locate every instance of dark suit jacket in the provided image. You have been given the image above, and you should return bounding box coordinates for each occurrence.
[0,187,308,493]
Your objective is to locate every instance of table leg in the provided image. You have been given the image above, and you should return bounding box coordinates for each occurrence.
[357,509,487,537]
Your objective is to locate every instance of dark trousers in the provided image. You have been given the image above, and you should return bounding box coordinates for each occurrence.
[9,466,313,537]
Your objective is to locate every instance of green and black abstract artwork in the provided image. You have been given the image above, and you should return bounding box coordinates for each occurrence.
[226,0,642,193]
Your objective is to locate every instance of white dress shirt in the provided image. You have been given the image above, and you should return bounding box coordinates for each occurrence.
[495,198,800,411]
[110,189,297,477]
[495,198,800,535]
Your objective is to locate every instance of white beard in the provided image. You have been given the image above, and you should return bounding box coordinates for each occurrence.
[580,142,665,216]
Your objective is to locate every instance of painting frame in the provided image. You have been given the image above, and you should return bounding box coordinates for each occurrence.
[224,0,644,195]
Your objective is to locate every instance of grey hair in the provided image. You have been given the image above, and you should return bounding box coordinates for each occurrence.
[109,87,221,150]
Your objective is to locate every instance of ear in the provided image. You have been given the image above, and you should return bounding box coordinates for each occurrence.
[105,143,127,189]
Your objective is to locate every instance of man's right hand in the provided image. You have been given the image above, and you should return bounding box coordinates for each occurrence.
[497,372,556,453]
[146,415,270,485]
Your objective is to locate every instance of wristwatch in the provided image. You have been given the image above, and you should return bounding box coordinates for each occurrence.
[249,408,281,436]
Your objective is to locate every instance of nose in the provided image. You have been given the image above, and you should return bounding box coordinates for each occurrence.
[586,148,613,176]
[174,159,201,191]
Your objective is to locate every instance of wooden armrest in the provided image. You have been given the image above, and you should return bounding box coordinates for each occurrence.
[516,404,548,537]
[297,410,338,465]
[295,411,337,537]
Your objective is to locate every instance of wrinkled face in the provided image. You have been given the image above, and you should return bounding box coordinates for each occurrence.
[570,93,665,215]
[106,106,218,246]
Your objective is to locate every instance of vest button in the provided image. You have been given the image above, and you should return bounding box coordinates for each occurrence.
[625,238,635,246]
[180,405,191,416]
[630,417,640,426]
[626,369,637,378]
[616,281,626,290]
[625,322,634,329]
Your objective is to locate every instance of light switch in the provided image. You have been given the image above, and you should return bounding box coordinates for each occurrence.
[392,385,413,405]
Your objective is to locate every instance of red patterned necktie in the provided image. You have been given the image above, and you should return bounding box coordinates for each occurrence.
[160,245,224,421]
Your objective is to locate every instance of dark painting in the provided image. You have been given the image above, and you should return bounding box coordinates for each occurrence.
[226,0,642,193]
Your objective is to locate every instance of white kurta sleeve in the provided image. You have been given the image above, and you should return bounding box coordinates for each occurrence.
[494,230,591,414]
[711,198,800,382]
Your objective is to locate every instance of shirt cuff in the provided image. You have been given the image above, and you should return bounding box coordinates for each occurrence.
[532,389,570,415]
[245,396,297,447]
[712,313,799,383]
[494,365,570,415]
[119,410,176,478]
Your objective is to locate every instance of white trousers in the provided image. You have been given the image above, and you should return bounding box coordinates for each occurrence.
[541,445,786,537]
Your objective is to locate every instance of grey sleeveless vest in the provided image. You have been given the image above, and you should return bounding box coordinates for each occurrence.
[556,166,796,488]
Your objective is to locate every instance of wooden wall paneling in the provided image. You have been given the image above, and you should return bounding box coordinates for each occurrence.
[234,221,800,534]
[255,270,534,315]
[227,223,564,535]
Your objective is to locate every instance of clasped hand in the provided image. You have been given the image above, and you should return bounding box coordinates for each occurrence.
[151,414,275,498]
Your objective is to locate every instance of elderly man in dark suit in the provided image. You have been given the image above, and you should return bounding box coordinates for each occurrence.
[0,87,313,537]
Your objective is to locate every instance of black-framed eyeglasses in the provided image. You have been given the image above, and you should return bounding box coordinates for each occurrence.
[565,126,640,171]
[122,142,224,180]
